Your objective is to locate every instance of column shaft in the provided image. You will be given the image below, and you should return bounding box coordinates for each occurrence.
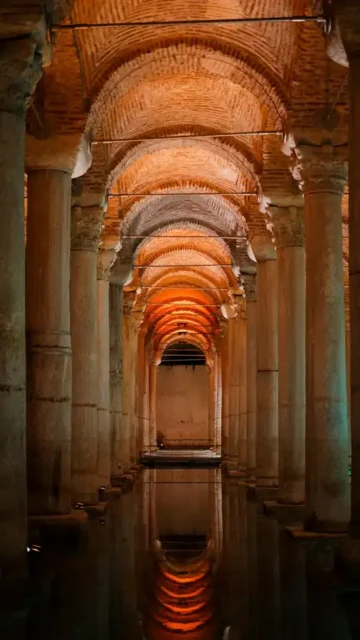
[26,169,72,515]
[0,38,41,578]
[272,206,306,504]
[237,306,248,474]
[228,318,239,469]
[122,302,141,469]
[256,259,279,486]
[97,276,111,488]
[300,144,350,529]
[109,283,123,477]
[149,363,157,453]
[221,324,230,459]
[71,247,98,504]
[246,297,257,479]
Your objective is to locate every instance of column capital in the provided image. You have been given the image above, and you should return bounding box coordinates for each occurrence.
[270,205,305,249]
[71,204,104,252]
[292,143,348,196]
[242,273,257,302]
[0,37,42,115]
[97,249,115,281]
[250,234,277,262]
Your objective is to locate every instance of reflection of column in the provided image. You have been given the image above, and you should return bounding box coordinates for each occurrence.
[26,169,72,515]
[252,237,278,487]
[243,274,257,480]
[297,144,350,530]
[272,205,306,505]
[71,201,103,505]
[149,362,158,453]
[237,299,248,475]
[122,294,142,469]
[221,321,230,460]
[0,38,41,580]
[97,249,114,488]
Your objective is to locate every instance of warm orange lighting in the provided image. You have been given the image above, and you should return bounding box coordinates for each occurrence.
[158,599,207,615]
[161,569,206,584]
[158,583,207,599]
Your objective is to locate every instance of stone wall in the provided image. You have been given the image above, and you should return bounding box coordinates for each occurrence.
[156,365,209,446]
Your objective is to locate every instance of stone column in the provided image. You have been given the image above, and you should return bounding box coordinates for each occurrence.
[215,349,222,451]
[109,282,124,478]
[149,361,158,454]
[26,169,72,515]
[296,143,349,530]
[97,249,114,489]
[252,236,278,487]
[228,317,239,470]
[0,38,41,580]
[221,321,230,460]
[271,205,306,504]
[336,4,360,547]
[71,202,103,505]
[243,274,257,481]
[236,298,248,475]
[122,294,142,470]
[208,359,215,447]
[137,326,147,458]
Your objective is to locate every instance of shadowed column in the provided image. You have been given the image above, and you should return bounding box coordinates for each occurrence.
[243,274,257,481]
[0,38,41,581]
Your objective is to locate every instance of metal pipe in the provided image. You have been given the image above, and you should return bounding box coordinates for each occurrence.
[109,191,257,197]
[122,235,246,239]
[95,130,282,144]
[55,15,325,30]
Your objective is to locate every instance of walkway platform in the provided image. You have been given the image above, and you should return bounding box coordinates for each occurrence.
[141,448,221,467]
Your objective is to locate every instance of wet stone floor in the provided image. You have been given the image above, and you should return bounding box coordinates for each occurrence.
[2,468,360,639]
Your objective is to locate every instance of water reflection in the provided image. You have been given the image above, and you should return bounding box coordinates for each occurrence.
[6,468,360,639]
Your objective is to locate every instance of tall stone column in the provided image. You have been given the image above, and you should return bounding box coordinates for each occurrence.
[26,169,72,515]
[336,4,360,553]
[215,349,222,451]
[109,264,133,477]
[208,360,215,447]
[221,321,230,460]
[296,143,349,530]
[228,317,239,470]
[97,249,114,489]
[252,236,278,487]
[149,361,158,454]
[271,205,306,504]
[236,298,248,475]
[0,38,41,580]
[71,202,103,505]
[122,294,142,470]
[137,326,147,459]
[243,274,257,480]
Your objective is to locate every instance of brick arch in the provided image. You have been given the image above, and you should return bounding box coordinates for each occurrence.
[86,43,288,137]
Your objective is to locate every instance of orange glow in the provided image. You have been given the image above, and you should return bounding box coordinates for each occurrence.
[156,598,206,615]
[158,584,207,599]
[161,569,206,584]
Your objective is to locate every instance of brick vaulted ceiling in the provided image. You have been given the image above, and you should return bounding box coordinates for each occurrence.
[27,0,350,354]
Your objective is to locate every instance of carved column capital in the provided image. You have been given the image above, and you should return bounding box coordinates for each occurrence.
[71,204,105,252]
[270,206,305,249]
[0,38,42,115]
[242,273,257,302]
[250,234,277,262]
[97,249,115,281]
[292,144,348,196]
[234,296,247,319]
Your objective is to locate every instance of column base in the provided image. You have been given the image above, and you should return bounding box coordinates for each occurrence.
[28,510,88,541]
[263,500,306,525]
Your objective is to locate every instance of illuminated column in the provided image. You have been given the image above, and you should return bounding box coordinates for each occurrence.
[97,249,114,488]
[252,236,278,487]
[236,298,248,475]
[215,348,222,451]
[0,38,41,579]
[26,168,72,516]
[296,143,349,530]
[208,357,216,447]
[149,360,158,453]
[228,317,239,470]
[71,201,104,505]
[271,205,306,504]
[122,293,142,469]
[243,274,257,480]
[221,321,230,460]
[137,326,147,458]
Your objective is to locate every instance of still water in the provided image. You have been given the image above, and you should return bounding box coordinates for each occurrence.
[3,468,360,639]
